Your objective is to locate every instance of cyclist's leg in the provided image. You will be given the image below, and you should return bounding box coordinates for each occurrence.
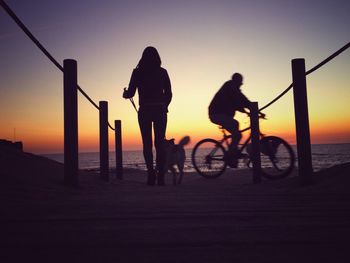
[209,114,234,130]
[209,114,240,152]
[222,119,241,167]
[229,119,241,155]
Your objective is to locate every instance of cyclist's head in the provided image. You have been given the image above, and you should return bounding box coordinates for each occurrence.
[231,73,243,85]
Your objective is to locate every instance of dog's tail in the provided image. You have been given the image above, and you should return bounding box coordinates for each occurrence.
[178,136,190,147]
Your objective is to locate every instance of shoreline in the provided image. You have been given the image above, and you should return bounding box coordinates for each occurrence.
[40,142,350,172]
[38,141,350,156]
[1,147,349,189]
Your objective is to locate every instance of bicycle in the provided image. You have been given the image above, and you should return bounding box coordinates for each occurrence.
[191,118,295,180]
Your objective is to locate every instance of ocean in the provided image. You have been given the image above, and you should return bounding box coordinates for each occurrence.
[43,143,350,172]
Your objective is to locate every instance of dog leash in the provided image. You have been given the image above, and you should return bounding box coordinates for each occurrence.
[129,97,138,113]
[124,87,138,113]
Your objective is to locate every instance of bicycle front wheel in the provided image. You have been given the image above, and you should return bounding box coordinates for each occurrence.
[191,139,227,179]
[260,136,295,179]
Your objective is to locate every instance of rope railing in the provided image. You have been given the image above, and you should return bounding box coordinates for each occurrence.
[2,0,349,186]
[0,0,115,131]
[305,42,350,76]
[259,41,350,111]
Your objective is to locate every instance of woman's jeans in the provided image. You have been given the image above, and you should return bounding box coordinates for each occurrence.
[138,108,167,175]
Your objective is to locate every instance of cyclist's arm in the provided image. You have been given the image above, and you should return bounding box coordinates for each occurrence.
[242,102,266,119]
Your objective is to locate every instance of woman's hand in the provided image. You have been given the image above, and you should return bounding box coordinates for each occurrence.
[122,88,129,98]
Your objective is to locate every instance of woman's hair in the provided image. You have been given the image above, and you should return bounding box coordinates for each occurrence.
[137,46,162,69]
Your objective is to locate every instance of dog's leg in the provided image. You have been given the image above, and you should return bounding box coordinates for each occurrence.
[178,169,184,184]
[169,167,177,185]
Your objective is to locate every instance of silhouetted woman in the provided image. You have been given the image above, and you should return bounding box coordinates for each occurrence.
[123,46,172,185]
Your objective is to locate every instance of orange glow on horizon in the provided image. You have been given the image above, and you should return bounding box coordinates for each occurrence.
[3,102,349,154]
[4,119,349,154]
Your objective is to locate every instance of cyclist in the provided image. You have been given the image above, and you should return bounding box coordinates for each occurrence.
[208,73,264,167]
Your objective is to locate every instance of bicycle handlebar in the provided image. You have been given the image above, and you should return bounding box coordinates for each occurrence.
[245,112,267,119]
[239,113,266,133]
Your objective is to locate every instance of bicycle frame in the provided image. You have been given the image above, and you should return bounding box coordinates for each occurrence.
[217,126,252,157]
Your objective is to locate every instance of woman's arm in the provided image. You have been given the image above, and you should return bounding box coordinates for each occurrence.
[163,69,172,106]
[123,69,138,98]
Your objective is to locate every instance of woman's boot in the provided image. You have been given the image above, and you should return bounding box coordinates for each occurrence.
[147,169,156,186]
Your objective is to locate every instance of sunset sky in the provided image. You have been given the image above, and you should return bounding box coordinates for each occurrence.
[1,0,349,154]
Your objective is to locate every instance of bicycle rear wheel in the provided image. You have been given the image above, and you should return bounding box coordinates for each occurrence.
[259,136,295,179]
[191,139,227,178]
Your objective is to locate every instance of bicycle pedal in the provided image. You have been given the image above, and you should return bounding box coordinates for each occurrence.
[237,153,248,158]
[227,158,238,168]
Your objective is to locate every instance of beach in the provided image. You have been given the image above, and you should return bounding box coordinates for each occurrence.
[43,143,350,171]
[1,148,350,263]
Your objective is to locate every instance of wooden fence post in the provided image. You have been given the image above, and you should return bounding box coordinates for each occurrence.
[115,120,123,180]
[250,102,262,184]
[99,101,109,181]
[63,59,79,187]
[292,58,313,185]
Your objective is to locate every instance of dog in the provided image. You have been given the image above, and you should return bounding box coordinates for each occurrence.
[163,136,190,185]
